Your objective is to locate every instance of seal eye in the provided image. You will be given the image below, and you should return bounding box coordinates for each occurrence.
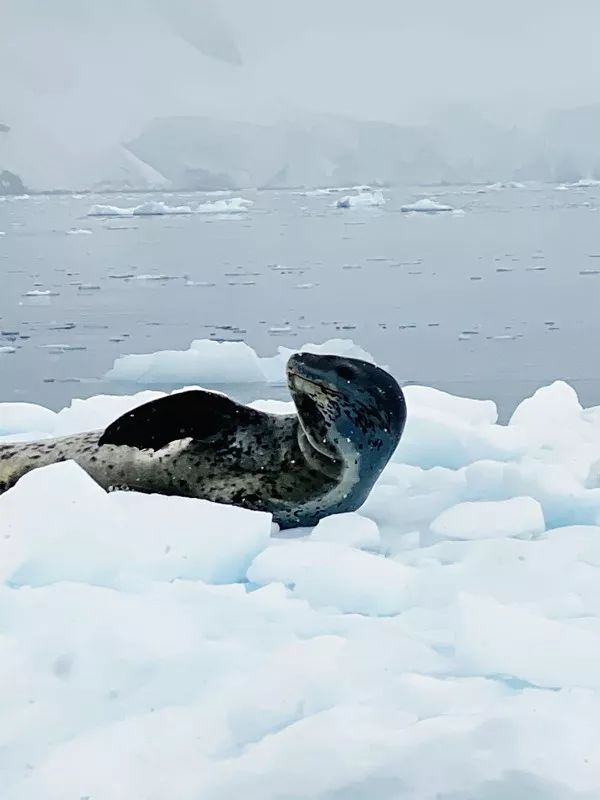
[337,365,356,382]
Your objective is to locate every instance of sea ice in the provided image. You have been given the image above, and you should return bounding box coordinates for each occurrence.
[430,497,545,540]
[401,198,454,213]
[87,197,252,217]
[335,190,385,208]
[106,338,376,385]
[2,368,600,798]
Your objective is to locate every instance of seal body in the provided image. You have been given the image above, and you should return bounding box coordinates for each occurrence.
[0,354,406,528]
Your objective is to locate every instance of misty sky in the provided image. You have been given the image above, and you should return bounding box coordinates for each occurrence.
[3,0,600,163]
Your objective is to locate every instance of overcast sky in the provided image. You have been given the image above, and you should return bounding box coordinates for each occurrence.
[3,0,600,148]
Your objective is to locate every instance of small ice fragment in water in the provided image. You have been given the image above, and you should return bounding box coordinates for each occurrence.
[48,322,75,331]
[336,190,385,208]
[39,344,87,352]
[400,198,453,213]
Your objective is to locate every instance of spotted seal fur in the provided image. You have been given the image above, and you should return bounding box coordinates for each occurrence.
[0,353,406,528]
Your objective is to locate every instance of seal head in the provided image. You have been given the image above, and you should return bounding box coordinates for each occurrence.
[287,352,406,510]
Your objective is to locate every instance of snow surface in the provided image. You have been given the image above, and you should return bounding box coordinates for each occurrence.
[400,198,454,212]
[4,376,600,797]
[106,338,376,385]
[87,197,252,217]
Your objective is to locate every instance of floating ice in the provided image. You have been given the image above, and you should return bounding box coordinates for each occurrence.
[66,228,93,235]
[335,190,385,208]
[486,181,526,190]
[87,197,253,217]
[22,289,59,297]
[3,374,600,798]
[196,197,253,214]
[400,198,454,213]
[570,178,600,187]
[106,338,376,385]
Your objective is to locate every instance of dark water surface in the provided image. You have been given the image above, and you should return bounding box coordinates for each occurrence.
[2,183,600,421]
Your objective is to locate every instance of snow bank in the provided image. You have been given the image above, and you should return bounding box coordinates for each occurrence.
[400,198,454,212]
[4,376,600,797]
[87,197,252,217]
[335,190,385,208]
[106,338,376,385]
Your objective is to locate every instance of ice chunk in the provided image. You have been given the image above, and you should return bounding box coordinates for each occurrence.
[404,385,497,426]
[336,190,385,208]
[510,380,581,428]
[401,198,454,212]
[87,197,252,217]
[395,403,523,470]
[457,592,600,689]
[1,461,271,587]
[430,497,545,540]
[195,197,253,214]
[571,178,600,187]
[130,200,194,216]
[87,203,136,217]
[54,391,166,435]
[248,540,414,615]
[106,338,377,385]
[310,513,381,550]
[0,403,57,435]
[106,340,266,384]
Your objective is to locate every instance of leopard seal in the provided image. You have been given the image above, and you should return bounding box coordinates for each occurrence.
[0,353,406,528]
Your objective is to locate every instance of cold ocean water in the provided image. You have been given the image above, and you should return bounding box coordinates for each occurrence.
[2,181,600,419]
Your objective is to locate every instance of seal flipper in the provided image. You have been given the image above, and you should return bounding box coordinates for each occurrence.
[98,390,260,451]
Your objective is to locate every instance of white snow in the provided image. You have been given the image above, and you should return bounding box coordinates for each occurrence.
[401,198,454,212]
[87,197,253,217]
[106,338,376,385]
[335,190,385,208]
[430,497,545,540]
[4,375,600,797]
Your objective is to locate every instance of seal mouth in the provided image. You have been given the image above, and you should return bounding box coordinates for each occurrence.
[287,369,340,398]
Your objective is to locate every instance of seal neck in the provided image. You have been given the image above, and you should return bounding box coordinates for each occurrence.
[296,424,342,481]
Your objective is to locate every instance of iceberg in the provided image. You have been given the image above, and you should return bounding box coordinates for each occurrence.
[106,338,377,385]
[400,198,454,213]
[88,197,252,217]
[336,190,385,208]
